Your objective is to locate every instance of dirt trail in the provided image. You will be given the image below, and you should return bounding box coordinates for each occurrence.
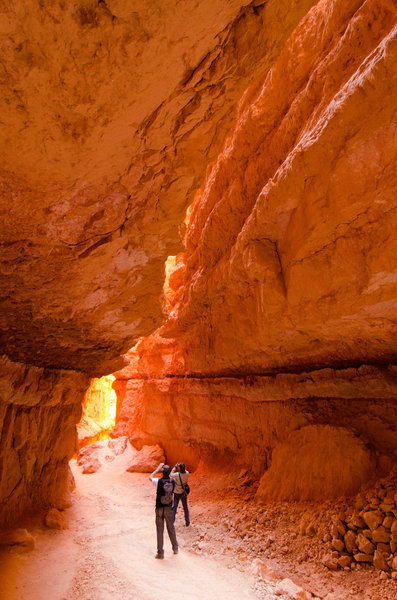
[0,453,270,600]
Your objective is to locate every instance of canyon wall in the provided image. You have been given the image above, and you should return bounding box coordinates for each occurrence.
[0,356,88,526]
[114,0,397,500]
[0,0,396,522]
[0,1,318,526]
[0,0,317,375]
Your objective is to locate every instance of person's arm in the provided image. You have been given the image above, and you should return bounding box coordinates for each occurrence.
[149,462,164,484]
[170,464,179,477]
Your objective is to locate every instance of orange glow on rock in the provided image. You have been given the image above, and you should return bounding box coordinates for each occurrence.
[77,375,117,448]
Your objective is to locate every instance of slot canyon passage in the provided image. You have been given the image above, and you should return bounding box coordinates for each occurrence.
[0,0,397,598]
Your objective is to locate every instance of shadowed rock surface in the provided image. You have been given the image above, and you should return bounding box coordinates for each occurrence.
[112,0,397,499]
[0,0,396,530]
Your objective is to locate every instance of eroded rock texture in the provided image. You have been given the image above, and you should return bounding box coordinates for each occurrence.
[163,0,397,375]
[0,0,316,375]
[0,0,396,520]
[113,361,397,499]
[113,0,397,499]
[0,0,318,526]
[0,356,88,526]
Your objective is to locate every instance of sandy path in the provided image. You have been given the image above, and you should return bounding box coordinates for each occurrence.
[0,455,264,600]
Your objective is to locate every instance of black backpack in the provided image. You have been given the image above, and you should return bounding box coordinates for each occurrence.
[156,477,175,508]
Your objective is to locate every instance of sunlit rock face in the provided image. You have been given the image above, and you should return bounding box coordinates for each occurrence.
[77,375,117,447]
[114,0,397,498]
[165,0,397,375]
[0,0,321,526]
[0,0,316,375]
[113,356,397,498]
[0,356,88,526]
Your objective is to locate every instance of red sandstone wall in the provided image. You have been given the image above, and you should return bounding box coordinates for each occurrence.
[0,0,317,375]
[113,365,397,497]
[163,0,397,375]
[113,0,397,499]
[0,356,89,527]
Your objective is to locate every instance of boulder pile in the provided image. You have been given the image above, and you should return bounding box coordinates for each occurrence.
[322,483,397,578]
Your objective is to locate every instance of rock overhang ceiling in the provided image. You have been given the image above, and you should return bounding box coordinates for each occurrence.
[0,0,318,375]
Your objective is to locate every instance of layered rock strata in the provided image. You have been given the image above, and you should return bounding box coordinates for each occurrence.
[0,0,316,375]
[0,355,88,526]
[113,361,397,499]
[114,0,397,499]
[162,0,397,375]
[0,0,318,526]
[1,0,396,525]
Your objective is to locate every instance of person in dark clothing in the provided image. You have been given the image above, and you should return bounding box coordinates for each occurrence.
[171,462,190,526]
[149,462,178,559]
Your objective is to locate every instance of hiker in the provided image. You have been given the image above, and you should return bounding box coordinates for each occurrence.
[171,462,190,526]
[149,462,178,559]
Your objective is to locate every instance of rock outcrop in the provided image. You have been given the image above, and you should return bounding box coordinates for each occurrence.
[0,0,396,523]
[0,0,318,526]
[0,355,88,526]
[162,0,397,376]
[113,0,397,497]
[0,0,317,375]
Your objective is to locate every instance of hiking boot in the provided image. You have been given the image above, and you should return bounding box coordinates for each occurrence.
[173,548,178,555]
[155,553,164,559]
[185,522,190,527]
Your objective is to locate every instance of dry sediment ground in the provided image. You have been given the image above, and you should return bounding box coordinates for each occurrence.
[184,470,397,600]
[1,445,397,600]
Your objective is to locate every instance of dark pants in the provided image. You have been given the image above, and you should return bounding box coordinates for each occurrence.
[173,492,190,525]
[155,506,178,555]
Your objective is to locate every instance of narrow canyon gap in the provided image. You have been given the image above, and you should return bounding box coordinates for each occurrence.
[0,0,396,592]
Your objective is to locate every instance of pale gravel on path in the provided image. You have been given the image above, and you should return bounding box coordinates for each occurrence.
[0,449,286,600]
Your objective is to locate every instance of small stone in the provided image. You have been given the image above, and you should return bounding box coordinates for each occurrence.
[82,457,101,474]
[383,492,396,504]
[275,578,312,600]
[250,558,277,581]
[344,530,357,553]
[338,555,352,568]
[373,549,389,571]
[108,436,128,455]
[380,503,395,513]
[306,523,316,537]
[379,571,389,580]
[372,526,390,543]
[357,533,375,555]
[348,513,365,529]
[330,524,340,539]
[322,555,339,570]
[126,444,165,473]
[392,556,397,570]
[331,538,345,552]
[376,542,390,553]
[390,520,397,540]
[383,515,394,529]
[354,553,373,562]
[323,533,332,542]
[361,528,372,538]
[331,517,346,536]
[355,494,366,510]
[362,511,383,530]
[45,508,67,530]
[391,571,397,580]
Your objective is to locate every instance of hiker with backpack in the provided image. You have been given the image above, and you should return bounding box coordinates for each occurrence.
[171,462,190,526]
[149,462,178,559]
